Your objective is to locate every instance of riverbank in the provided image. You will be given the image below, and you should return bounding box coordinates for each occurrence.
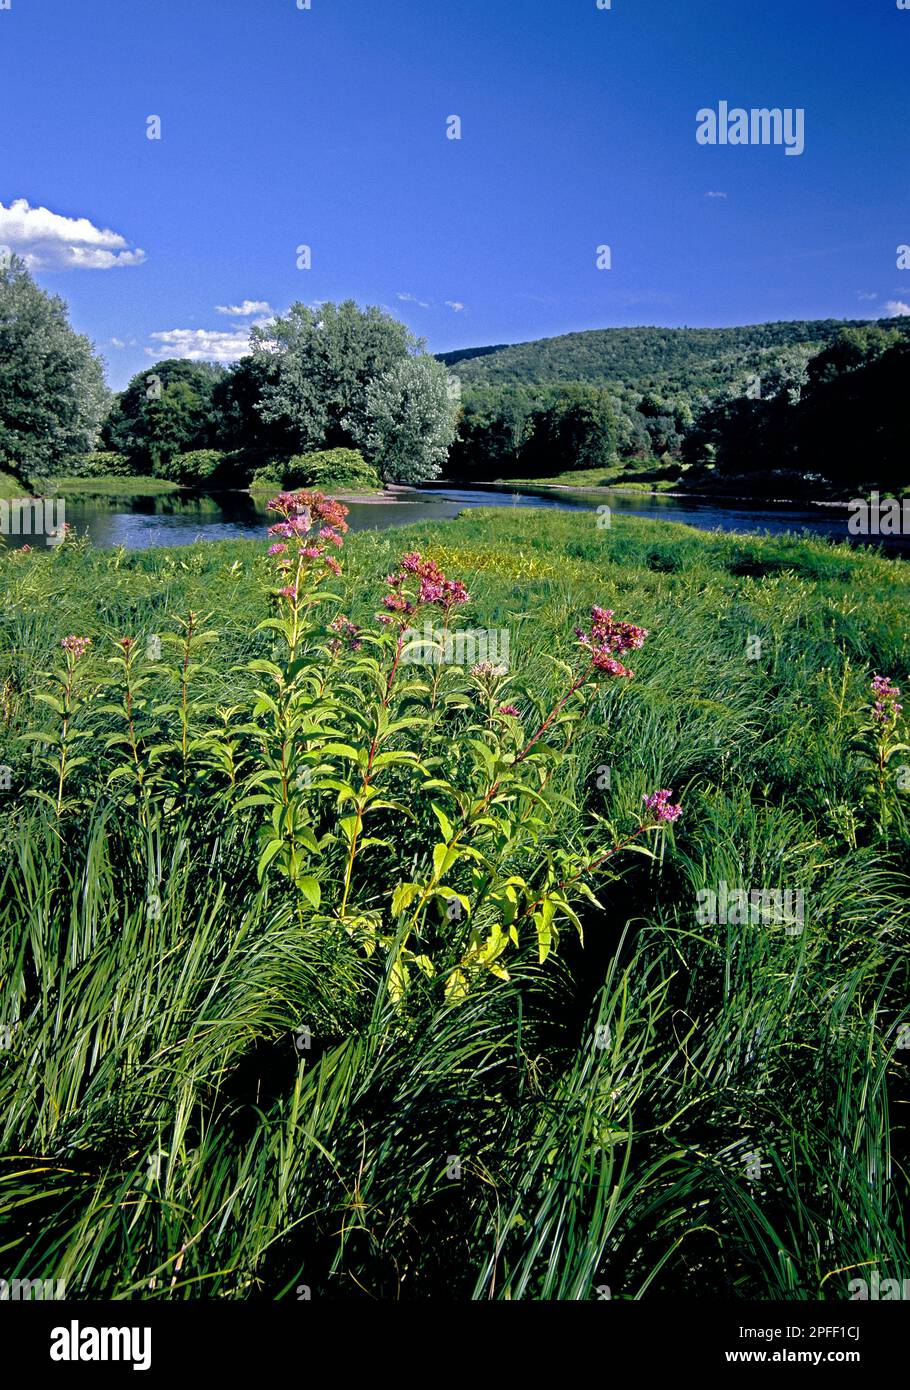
[488,477,861,510]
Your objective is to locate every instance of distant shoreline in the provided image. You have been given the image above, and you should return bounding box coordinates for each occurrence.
[441,479,858,512]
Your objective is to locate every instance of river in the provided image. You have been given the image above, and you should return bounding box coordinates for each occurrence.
[9,483,906,554]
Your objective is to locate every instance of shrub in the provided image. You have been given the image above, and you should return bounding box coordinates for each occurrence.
[159,450,224,485]
[58,451,133,478]
[285,448,382,492]
[250,462,286,488]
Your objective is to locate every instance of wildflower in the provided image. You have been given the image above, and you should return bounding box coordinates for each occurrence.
[117,637,135,652]
[384,551,470,616]
[498,704,520,717]
[872,674,902,728]
[383,592,413,614]
[642,789,682,823]
[440,577,469,609]
[577,606,647,679]
[61,636,91,660]
[20,545,31,553]
[328,615,362,654]
[311,496,350,532]
[591,651,634,679]
[268,543,288,556]
[319,526,343,547]
[325,555,341,577]
[278,584,298,601]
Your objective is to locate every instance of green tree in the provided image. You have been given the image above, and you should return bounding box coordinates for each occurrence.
[0,255,107,478]
[522,385,616,476]
[104,360,225,474]
[252,300,416,453]
[211,354,298,465]
[358,355,458,484]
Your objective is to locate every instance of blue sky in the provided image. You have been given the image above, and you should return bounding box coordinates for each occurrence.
[2,0,908,388]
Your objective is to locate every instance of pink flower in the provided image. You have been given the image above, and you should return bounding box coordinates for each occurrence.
[279,585,298,601]
[577,605,647,679]
[329,615,362,652]
[268,543,288,556]
[498,703,520,717]
[871,675,902,728]
[642,789,681,824]
[61,635,91,660]
[385,551,469,616]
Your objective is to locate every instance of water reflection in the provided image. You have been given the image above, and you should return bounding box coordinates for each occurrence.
[3,484,906,554]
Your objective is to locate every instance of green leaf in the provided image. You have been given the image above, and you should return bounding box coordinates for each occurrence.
[391,882,421,916]
[297,875,321,908]
[431,803,455,841]
[534,899,557,964]
[433,842,460,880]
[256,837,284,882]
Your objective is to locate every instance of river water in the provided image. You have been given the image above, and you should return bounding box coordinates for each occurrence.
[9,483,906,554]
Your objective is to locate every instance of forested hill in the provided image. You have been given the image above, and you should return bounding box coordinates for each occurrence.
[437,320,905,396]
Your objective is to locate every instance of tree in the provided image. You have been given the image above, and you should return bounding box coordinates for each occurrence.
[358,355,458,484]
[211,355,298,463]
[252,300,417,453]
[0,255,107,478]
[104,360,225,474]
[449,385,539,480]
[521,385,616,476]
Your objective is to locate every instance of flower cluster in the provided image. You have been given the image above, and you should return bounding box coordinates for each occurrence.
[328,615,363,656]
[576,606,648,679]
[642,788,682,823]
[266,492,349,585]
[380,552,470,625]
[61,635,91,661]
[871,675,902,730]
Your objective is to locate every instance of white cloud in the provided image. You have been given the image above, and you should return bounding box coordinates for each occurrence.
[705,190,727,199]
[857,291,878,302]
[445,300,465,312]
[0,198,145,270]
[215,299,272,317]
[883,300,910,317]
[110,337,126,349]
[147,327,252,363]
[397,291,431,308]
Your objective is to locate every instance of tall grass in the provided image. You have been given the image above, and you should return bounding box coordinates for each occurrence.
[0,509,907,1299]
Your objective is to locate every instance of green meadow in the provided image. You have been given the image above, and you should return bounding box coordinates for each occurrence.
[0,507,907,1300]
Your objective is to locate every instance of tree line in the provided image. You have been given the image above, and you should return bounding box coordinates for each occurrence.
[0,259,456,490]
[1,252,906,497]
